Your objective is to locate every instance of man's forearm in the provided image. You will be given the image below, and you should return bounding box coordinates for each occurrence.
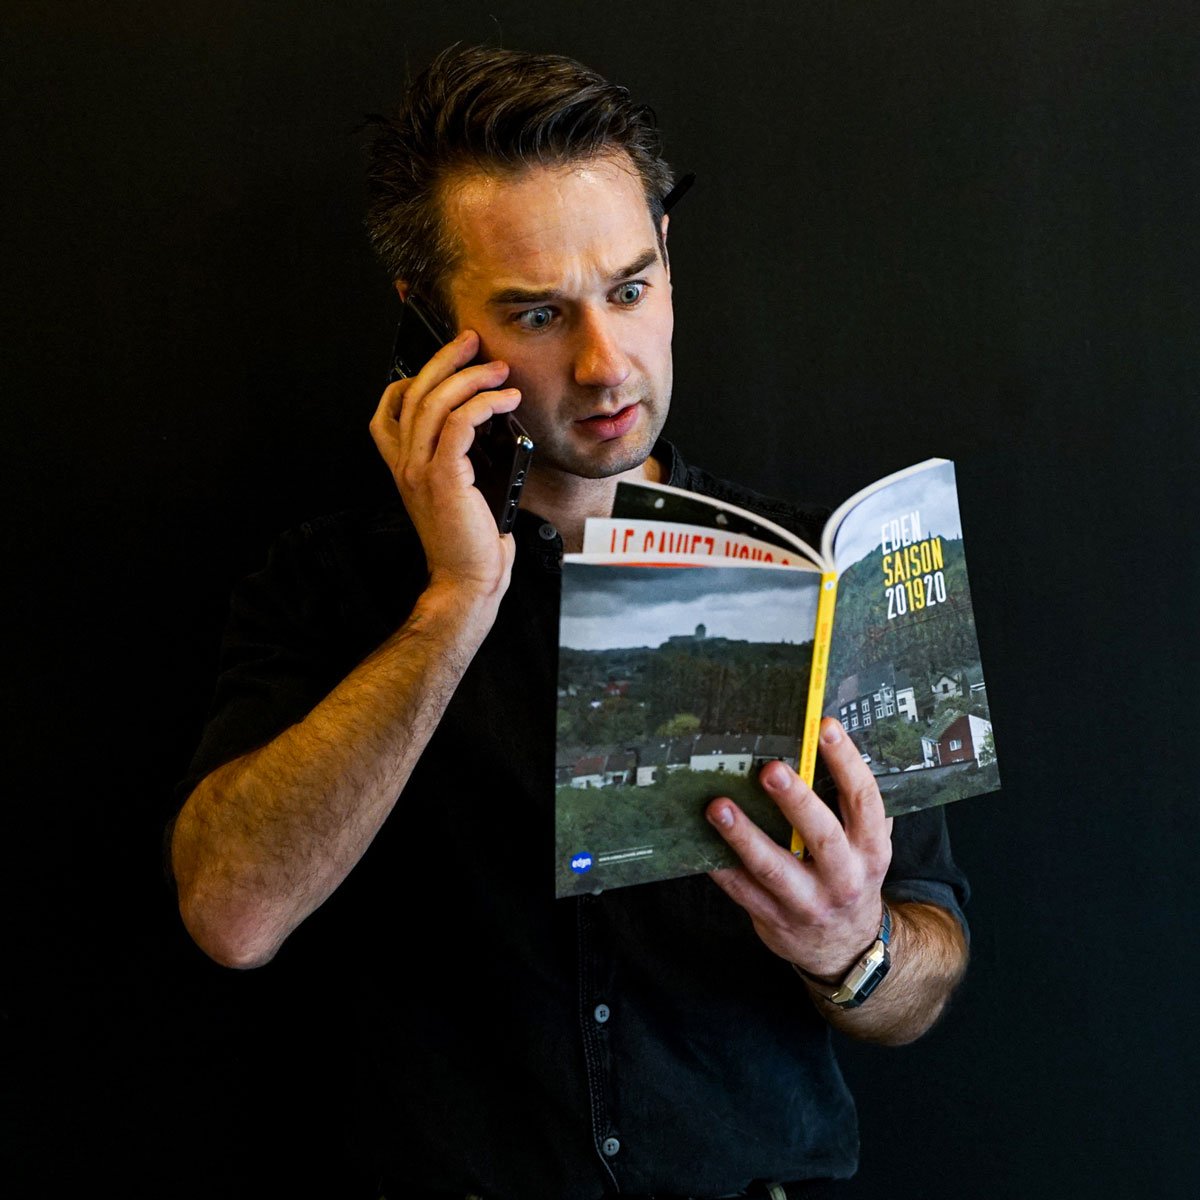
[171,580,498,969]
[805,901,968,1045]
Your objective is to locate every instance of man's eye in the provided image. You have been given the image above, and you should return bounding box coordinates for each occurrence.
[515,307,554,330]
[614,281,645,305]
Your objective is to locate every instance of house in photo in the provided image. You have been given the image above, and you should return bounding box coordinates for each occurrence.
[931,713,994,767]
[556,744,587,786]
[690,734,758,775]
[569,750,639,789]
[603,750,637,787]
[750,734,799,772]
[834,664,918,732]
[635,737,696,785]
[570,754,608,789]
[920,734,940,768]
[931,664,987,705]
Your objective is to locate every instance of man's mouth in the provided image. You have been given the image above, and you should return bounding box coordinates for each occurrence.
[575,403,640,441]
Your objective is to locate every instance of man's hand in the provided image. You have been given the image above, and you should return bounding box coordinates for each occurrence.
[706,716,967,1043]
[369,329,523,597]
[707,717,892,981]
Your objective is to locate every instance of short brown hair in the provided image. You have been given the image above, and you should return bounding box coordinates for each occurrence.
[364,44,674,325]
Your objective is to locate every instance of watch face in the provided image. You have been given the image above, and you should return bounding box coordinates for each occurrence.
[853,956,892,1005]
[832,945,892,1008]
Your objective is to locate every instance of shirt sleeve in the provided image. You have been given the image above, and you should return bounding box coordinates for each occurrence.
[168,510,423,846]
[813,761,971,940]
[881,804,971,942]
[173,525,350,806]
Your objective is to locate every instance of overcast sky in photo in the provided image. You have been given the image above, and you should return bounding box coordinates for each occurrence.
[560,563,822,651]
[832,460,964,570]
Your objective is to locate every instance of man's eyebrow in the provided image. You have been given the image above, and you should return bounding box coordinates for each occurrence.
[486,248,661,306]
[610,248,661,282]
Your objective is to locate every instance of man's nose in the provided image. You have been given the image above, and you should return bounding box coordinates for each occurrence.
[572,309,632,390]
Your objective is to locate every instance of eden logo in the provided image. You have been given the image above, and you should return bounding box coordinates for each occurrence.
[570,853,594,874]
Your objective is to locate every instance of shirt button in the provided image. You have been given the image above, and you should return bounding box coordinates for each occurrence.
[538,522,559,541]
[602,1137,620,1157]
[593,1003,610,1024]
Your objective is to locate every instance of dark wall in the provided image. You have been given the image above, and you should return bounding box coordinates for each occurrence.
[4,3,1196,1196]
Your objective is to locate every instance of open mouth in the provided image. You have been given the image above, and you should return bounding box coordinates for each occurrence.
[576,403,639,440]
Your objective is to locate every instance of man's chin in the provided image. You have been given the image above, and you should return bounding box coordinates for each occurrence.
[557,427,661,481]
[523,395,670,482]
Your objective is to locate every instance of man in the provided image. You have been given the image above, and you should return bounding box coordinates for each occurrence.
[171,45,968,1200]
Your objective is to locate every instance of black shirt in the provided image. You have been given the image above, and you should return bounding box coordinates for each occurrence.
[176,441,969,1200]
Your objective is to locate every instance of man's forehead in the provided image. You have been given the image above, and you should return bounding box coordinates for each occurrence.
[441,152,661,294]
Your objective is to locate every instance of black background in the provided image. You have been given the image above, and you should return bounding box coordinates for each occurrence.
[3,3,1197,1197]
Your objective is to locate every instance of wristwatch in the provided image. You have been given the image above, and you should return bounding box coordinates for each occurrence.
[794,902,893,1009]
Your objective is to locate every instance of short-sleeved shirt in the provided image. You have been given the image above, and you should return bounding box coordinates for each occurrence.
[174,440,969,1200]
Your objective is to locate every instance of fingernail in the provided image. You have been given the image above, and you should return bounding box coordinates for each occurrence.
[708,803,734,830]
[762,763,786,792]
[821,722,841,744]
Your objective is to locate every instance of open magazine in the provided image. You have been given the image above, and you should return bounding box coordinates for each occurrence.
[555,458,999,898]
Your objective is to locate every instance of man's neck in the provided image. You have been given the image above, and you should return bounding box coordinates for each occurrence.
[522,454,664,553]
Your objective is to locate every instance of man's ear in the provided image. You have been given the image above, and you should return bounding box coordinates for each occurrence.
[660,213,670,279]
[394,280,411,302]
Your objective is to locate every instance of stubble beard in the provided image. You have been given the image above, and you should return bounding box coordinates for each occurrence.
[524,378,673,483]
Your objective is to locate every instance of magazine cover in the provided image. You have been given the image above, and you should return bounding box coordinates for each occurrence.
[555,561,821,898]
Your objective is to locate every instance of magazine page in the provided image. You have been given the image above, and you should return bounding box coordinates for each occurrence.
[611,479,823,563]
[822,459,999,815]
[555,558,822,897]
[818,458,950,566]
[582,517,811,566]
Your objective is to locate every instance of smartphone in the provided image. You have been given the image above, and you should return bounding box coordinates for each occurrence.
[387,295,534,534]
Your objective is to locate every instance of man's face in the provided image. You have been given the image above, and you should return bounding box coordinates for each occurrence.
[442,152,673,484]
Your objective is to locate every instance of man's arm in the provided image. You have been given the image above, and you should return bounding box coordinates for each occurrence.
[172,331,521,969]
[806,899,966,1045]
[707,718,968,1046]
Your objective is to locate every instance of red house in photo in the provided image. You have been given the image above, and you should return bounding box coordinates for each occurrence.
[934,714,994,766]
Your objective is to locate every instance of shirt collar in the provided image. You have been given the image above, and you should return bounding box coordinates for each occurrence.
[652,437,689,488]
[514,438,687,571]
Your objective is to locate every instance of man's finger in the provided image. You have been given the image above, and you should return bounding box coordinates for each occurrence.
[376,377,412,423]
[406,357,512,460]
[816,718,893,857]
[757,759,859,885]
[389,328,478,446]
[430,387,524,464]
[369,378,414,460]
[704,791,832,910]
[402,327,478,401]
[708,861,791,927]
[406,327,478,394]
